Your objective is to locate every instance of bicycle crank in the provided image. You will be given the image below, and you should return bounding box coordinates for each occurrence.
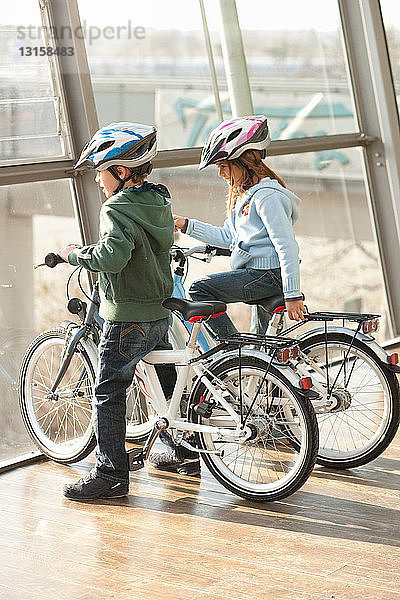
[127,418,169,471]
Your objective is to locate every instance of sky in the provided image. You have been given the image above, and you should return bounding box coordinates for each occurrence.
[2,0,400,32]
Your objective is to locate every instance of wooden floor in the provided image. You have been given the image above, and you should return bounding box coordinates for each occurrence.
[1,431,399,600]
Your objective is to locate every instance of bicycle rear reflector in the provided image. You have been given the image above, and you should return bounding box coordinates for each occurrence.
[389,353,399,365]
[300,377,313,390]
[277,345,299,363]
[362,318,379,334]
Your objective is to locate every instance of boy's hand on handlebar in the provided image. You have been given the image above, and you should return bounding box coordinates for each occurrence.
[285,298,306,321]
[173,215,187,232]
[58,244,82,263]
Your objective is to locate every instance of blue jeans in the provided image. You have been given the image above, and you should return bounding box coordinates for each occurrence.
[93,317,171,484]
[188,267,283,338]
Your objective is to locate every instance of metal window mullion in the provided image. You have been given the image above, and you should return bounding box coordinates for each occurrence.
[45,0,102,245]
[217,0,253,117]
[338,0,400,337]
[0,133,377,185]
[199,0,223,122]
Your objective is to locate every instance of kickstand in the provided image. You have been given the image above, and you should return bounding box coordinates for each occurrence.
[127,418,169,471]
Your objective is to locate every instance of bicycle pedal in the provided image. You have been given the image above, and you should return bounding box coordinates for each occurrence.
[127,448,145,471]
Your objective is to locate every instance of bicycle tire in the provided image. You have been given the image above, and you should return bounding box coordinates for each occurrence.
[19,328,96,463]
[191,355,319,502]
[299,332,400,469]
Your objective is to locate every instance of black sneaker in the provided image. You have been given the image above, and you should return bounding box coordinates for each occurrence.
[148,450,182,472]
[148,450,201,476]
[63,472,129,501]
[176,459,201,476]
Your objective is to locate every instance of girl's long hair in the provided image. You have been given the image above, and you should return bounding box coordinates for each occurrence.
[224,149,286,214]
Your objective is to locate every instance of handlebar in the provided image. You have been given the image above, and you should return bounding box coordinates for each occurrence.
[33,252,66,269]
[39,245,230,269]
[45,253,66,268]
[206,245,231,257]
[170,244,231,261]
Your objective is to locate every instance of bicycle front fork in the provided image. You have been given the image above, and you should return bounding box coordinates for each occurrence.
[47,325,88,398]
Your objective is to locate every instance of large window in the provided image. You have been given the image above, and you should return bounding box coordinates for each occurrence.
[0,2,71,164]
[235,0,358,140]
[0,179,82,464]
[77,0,226,150]
[0,0,399,471]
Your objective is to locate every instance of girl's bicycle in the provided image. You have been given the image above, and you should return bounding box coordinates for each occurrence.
[18,253,319,502]
[165,245,400,470]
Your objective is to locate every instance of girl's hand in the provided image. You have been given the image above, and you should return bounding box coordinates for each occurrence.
[173,215,187,232]
[285,298,306,321]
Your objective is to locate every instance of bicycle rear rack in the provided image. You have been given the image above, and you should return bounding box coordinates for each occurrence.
[220,332,300,350]
[304,311,380,323]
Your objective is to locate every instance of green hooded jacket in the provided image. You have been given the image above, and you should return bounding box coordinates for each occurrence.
[68,184,174,322]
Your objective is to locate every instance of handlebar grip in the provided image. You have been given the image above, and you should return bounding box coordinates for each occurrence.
[206,245,232,257]
[45,253,66,268]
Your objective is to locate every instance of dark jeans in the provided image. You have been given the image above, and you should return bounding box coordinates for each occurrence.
[188,267,283,338]
[93,317,172,484]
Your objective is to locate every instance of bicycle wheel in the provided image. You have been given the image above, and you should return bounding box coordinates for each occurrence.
[192,355,318,502]
[19,328,96,463]
[299,332,400,469]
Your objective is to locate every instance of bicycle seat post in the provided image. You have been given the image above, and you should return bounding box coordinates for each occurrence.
[266,308,285,336]
[187,321,203,351]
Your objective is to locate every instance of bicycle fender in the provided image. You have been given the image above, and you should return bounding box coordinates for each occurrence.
[295,326,400,372]
[191,347,304,400]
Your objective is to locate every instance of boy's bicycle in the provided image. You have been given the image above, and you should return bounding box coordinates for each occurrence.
[18,253,319,501]
[165,245,400,470]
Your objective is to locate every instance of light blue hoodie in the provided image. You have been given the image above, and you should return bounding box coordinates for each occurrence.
[186,178,301,298]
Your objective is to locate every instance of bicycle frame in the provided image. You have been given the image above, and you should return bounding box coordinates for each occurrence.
[171,261,212,352]
[139,321,253,440]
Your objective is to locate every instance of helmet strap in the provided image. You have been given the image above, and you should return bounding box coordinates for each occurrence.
[108,166,132,195]
[108,163,153,195]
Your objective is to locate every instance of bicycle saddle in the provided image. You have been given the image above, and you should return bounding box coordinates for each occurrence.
[162,297,226,321]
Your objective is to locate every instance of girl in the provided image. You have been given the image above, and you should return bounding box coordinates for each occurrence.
[175,114,305,338]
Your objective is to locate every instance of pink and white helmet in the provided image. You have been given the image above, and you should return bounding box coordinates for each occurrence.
[199,115,270,170]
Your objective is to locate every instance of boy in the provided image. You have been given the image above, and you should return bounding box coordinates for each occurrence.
[59,122,174,500]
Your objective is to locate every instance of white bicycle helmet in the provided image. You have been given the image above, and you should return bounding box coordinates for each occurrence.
[199,115,270,170]
[74,122,157,171]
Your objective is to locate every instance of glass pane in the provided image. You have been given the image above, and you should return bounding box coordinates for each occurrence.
[77,0,225,149]
[157,146,388,340]
[0,3,71,164]
[381,0,400,114]
[232,0,358,139]
[0,179,82,464]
